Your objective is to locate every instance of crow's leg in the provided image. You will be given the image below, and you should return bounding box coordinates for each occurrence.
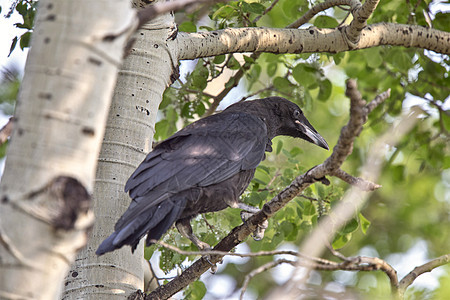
[229,202,269,241]
[175,218,211,250]
[175,218,220,273]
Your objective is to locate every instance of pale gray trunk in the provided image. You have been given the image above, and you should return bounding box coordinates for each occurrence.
[62,2,179,297]
[0,0,135,299]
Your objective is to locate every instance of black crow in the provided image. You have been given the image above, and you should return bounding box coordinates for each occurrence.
[96,97,328,255]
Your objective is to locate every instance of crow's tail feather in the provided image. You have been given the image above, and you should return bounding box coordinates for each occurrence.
[96,197,186,256]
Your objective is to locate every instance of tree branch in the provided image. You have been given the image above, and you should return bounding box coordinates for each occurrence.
[345,0,380,46]
[398,254,450,298]
[136,0,227,28]
[177,24,450,60]
[240,259,296,300]
[331,168,381,191]
[289,0,361,28]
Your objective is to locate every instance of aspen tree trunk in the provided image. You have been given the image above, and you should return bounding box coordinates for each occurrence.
[63,1,179,297]
[0,0,135,299]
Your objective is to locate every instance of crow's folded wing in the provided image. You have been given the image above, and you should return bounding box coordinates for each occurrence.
[116,112,268,230]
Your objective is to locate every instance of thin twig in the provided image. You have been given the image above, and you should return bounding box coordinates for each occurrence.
[288,0,361,28]
[252,0,280,23]
[331,168,381,191]
[137,0,227,29]
[398,254,450,298]
[240,259,296,300]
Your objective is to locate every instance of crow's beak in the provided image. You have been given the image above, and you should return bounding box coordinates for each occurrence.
[295,120,329,150]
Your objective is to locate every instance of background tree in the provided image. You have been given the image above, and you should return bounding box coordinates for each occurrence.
[0,0,448,299]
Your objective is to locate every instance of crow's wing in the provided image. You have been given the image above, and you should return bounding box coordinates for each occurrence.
[116,112,268,230]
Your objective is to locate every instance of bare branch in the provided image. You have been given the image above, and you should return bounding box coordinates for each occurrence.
[150,239,300,258]
[137,0,227,29]
[288,0,361,28]
[331,168,381,191]
[398,254,450,298]
[252,0,280,24]
[204,54,258,116]
[240,259,296,300]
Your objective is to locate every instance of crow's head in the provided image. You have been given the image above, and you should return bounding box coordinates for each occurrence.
[226,97,329,150]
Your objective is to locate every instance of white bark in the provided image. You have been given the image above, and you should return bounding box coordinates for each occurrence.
[0,0,135,299]
[63,0,179,298]
[177,24,450,59]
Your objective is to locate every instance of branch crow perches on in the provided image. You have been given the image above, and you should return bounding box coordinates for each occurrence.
[96,97,328,255]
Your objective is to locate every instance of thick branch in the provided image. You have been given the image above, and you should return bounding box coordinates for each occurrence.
[177,24,450,60]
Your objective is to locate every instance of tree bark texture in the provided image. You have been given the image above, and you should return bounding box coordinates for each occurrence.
[0,0,135,299]
[177,24,450,59]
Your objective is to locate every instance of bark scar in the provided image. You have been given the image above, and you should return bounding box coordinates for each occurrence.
[26,176,92,230]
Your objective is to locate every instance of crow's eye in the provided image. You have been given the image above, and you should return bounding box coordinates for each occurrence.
[294,110,301,118]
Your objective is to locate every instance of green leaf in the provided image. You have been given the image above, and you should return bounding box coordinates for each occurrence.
[359,213,371,234]
[303,201,316,216]
[195,101,205,116]
[212,5,235,20]
[144,245,155,261]
[227,55,241,70]
[8,36,18,57]
[318,78,332,101]
[273,76,292,92]
[154,120,169,140]
[332,233,351,249]
[290,146,303,157]
[247,3,266,14]
[198,25,214,31]
[292,64,316,87]
[276,139,283,154]
[333,52,345,65]
[388,48,412,70]
[243,55,255,64]
[213,55,226,64]
[19,31,31,50]
[224,77,236,89]
[341,218,359,234]
[363,47,383,69]
[179,21,197,33]
[267,62,277,77]
[16,1,27,15]
[442,112,450,132]
[391,165,405,182]
[181,102,192,118]
[185,280,207,299]
[433,12,449,31]
[314,15,339,28]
